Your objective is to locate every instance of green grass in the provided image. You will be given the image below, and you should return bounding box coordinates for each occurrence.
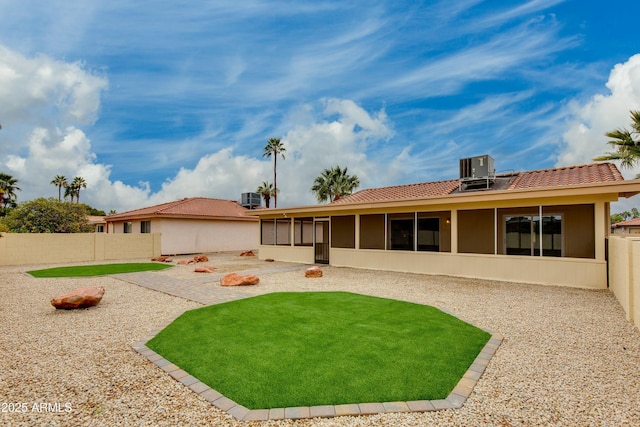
[27,262,172,277]
[146,292,491,409]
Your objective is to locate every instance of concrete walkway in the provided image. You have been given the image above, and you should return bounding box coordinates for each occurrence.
[112,264,308,305]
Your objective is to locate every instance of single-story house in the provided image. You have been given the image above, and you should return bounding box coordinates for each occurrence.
[87,215,106,232]
[612,217,640,235]
[105,197,259,255]
[249,157,640,289]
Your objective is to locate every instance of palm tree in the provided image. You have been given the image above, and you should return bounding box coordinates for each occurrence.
[594,110,640,174]
[256,181,275,208]
[262,137,286,207]
[0,172,21,207]
[71,176,87,203]
[311,166,360,203]
[50,175,68,201]
[64,184,75,203]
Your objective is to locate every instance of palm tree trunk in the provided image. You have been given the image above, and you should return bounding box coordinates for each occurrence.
[274,156,277,208]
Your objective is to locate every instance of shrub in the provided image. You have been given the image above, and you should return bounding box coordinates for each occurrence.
[3,198,94,233]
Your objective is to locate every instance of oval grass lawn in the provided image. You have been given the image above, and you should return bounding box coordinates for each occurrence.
[146,291,491,409]
[27,262,172,277]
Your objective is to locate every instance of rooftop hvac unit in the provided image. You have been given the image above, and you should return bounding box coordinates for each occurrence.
[241,192,262,209]
[459,155,495,189]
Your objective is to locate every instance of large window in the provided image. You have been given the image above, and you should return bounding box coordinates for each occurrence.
[388,213,414,251]
[140,221,151,233]
[260,218,291,245]
[360,214,385,249]
[294,217,313,246]
[504,215,562,257]
[261,219,275,245]
[124,222,132,233]
[417,216,439,251]
[275,218,291,245]
[331,215,355,248]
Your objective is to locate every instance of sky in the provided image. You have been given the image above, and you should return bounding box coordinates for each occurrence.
[1,0,640,213]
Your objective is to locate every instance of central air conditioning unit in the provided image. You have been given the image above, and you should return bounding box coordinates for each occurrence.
[240,192,262,209]
[459,155,495,189]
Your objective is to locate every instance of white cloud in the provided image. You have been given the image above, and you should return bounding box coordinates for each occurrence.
[556,54,640,213]
[556,54,640,174]
[0,42,401,213]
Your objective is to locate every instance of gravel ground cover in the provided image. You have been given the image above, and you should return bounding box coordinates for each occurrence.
[1,253,640,426]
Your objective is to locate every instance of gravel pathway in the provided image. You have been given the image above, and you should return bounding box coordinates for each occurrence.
[1,254,639,426]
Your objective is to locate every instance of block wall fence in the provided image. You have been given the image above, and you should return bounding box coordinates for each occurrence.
[608,236,640,330]
[0,233,161,266]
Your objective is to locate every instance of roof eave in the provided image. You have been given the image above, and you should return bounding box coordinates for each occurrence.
[248,180,640,217]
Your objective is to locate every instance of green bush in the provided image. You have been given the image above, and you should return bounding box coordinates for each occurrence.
[3,198,94,233]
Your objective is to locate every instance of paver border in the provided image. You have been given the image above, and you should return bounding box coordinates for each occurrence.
[132,298,502,421]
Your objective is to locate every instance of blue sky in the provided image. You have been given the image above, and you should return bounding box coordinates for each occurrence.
[1,0,640,212]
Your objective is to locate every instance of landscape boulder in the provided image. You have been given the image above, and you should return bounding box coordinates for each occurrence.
[220,273,260,287]
[151,256,172,263]
[177,259,195,265]
[305,266,323,278]
[239,250,255,257]
[195,265,216,273]
[193,255,209,263]
[51,286,105,310]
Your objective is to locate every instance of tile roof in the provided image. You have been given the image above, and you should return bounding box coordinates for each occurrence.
[332,163,624,205]
[331,180,460,204]
[612,217,640,228]
[508,163,623,190]
[105,197,258,221]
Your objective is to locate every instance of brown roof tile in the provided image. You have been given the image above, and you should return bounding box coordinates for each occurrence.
[105,197,257,221]
[332,179,460,204]
[332,163,624,205]
[612,217,640,228]
[508,163,624,190]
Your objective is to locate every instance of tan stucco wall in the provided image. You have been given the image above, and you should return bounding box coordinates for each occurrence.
[329,248,607,289]
[258,245,315,264]
[0,233,161,266]
[608,236,640,329]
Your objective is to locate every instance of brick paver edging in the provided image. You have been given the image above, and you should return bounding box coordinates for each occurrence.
[132,318,502,421]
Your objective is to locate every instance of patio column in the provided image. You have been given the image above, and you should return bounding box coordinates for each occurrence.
[595,201,606,261]
[355,214,360,249]
[450,209,458,254]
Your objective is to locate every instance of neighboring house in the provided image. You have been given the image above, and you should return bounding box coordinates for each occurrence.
[105,197,259,255]
[250,157,640,289]
[612,218,640,235]
[87,215,106,232]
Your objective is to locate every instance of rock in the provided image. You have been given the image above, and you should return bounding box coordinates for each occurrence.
[177,259,195,265]
[151,256,172,262]
[305,266,323,278]
[193,255,209,263]
[51,286,105,310]
[239,250,255,257]
[220,273,259,286]
[194,266,216,273]
[265,258,275,262]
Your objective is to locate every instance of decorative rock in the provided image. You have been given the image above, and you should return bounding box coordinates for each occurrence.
[177,259,195,265]
[305,266,323,278]
[51,286,105,310]
[265,258,275,262]
[220,273,259,286]
[151,256,172,262]
[239,250,255,257]
[194,266,216,273]
[193,255,209,263]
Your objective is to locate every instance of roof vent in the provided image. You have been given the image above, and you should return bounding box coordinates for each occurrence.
[240,192,262,209]
[459,155,495,190]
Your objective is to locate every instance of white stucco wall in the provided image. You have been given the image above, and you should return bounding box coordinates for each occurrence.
[154,218,258,255]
